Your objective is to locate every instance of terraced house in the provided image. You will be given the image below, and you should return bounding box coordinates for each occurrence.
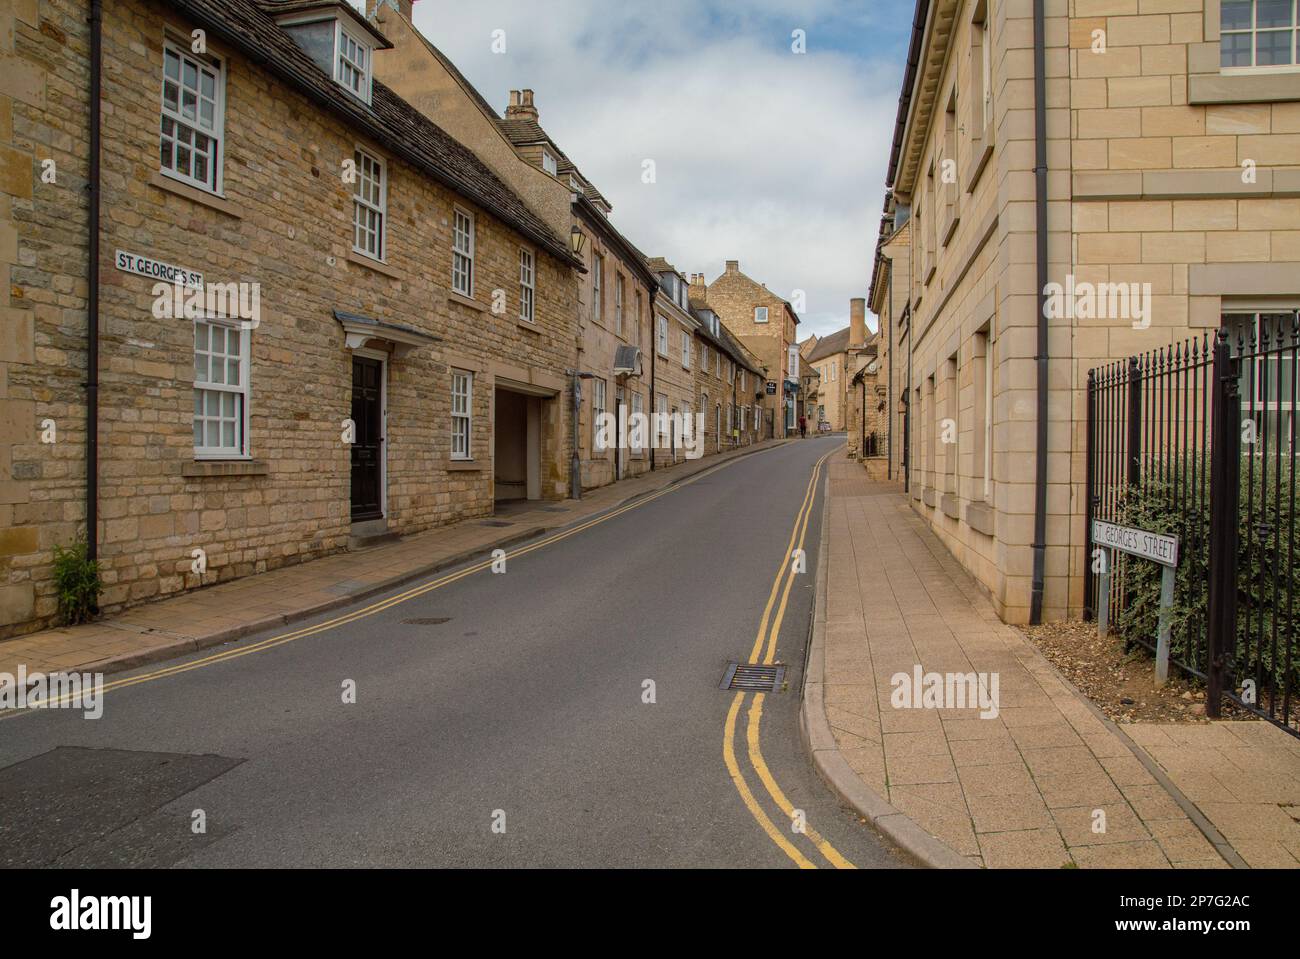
[874,0,1300,624]
[700,261,803,437]
[0,0,584,635]
[688,280,767,453]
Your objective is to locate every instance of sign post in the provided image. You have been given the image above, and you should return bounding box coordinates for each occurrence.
[1092,520,1180,686]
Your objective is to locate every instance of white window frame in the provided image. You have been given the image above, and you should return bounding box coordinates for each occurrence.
[159,40,225,195]
[681,330,691,368]
[451,369,473,461]
[352,147,386,262]
[631,391,644,456]
[701,345,710,373]
[334,19,373,103]
[754,306,769,324]
[615,275,624,337]
[788,345,800,379]
[453,207,475,297]
[593,254,603,323]
[542,150,558,175]
[591,378,607,452]
[657,315,669,356]
[519,247,535,322]
[193,319,250,460]
[1221,0,1300,71]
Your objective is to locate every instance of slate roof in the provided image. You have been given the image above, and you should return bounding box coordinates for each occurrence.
[169,0,580,267]
[497,116,611,208]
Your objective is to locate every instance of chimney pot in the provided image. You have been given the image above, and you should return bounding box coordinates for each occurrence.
[725,260,739,274]
[850,297,866,348]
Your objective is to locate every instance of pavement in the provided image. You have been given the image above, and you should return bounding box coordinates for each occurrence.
[803,450,1300,868]
[0,439,788,684]
[0,434,906,868]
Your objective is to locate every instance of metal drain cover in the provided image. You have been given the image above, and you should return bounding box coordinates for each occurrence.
[401,617,451,626]
[720,663,786,692]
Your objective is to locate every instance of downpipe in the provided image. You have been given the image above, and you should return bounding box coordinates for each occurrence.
[1029,0,1050,625]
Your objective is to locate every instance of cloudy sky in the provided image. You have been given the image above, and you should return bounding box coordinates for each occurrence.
[378,0,911,339]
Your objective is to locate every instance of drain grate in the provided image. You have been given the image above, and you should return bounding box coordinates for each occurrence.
[481,520,513,528]
[719,662,786,692]
[401,617,451,626]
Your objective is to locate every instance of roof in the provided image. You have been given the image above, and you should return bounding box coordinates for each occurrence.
[174,0,580,268]
[574,193,656,290]
[497,116,612,208]
[806,327,852,363]
[259,0,392,47]
[646,256,681,278]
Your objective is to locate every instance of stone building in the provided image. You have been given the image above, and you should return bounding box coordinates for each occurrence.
[688,281,766,453]
[874,0,1300,624]
[700,261,802,437]
[1,0,584,636]
[645,257,702,466]
[867,202,911,483]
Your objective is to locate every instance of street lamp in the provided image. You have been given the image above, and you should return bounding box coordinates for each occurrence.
[570,226,586,257]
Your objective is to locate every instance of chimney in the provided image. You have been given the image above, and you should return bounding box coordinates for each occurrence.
[690,273,707,296]
[850,298,866,348]
[725,260,739,275]
[370,0,414,20]
[506,88,538,121]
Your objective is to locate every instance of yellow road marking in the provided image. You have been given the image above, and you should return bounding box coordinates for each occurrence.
[0,449,756,718]
[723,441,857,869]
[723,691,815,869]
[746,694,855,869]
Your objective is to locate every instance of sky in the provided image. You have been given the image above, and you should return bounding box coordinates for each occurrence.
[369,0,912,339]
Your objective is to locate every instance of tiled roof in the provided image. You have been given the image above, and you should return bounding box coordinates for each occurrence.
[170,0,579,267]
[806,327,852,363]
[497,115,612,208]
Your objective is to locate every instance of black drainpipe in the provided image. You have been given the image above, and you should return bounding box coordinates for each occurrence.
[1029,0,1050,625]
[648,288,657,471]
[86,0,102,562]
[886,260,894,478]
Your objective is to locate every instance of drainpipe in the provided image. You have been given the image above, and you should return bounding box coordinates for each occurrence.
[887,263,894,478]
[568,371,581,500]
[649,289,657,471]
[86,0,102,562]
[1029,0,1050,625]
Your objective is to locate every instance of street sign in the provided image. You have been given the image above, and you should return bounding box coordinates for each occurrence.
[1092,520,1179,566]
[1092,520,1180,686]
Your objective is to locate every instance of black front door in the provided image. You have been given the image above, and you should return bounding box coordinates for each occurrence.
[350,356,383,522]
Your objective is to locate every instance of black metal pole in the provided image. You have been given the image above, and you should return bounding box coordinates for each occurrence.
[1028,0,1050,625]
[86,0,102,562]
[1206,330,1240,720]
[1084,368,1097,621]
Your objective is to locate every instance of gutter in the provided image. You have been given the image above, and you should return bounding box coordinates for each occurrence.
[1030,0,1050,624]
[86,0,102,564]
[885,0,930,189]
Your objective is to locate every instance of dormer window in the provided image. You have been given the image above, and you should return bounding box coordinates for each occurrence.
[335,21,372,103]
[542,150,558,175]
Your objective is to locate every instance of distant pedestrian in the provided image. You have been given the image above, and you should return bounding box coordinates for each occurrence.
[798,416,807,438]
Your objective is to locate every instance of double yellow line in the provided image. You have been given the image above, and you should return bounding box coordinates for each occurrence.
[722,445,855,869]
[0,453,748,719]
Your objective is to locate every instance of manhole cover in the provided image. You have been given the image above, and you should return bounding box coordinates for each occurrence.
[401,617,451,626]
[481,520,513,528]
[719,662,786,692]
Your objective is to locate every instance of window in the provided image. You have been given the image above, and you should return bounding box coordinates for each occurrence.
[542,150,558,175]
[681,330,691,368]
[451,370,472,460]
[657,394,669,447]
[701,345,709,373]
[193,320,248,458]
[592,378,607,451]
[160,42,223,193]
[982,1,994,129]
[615,275,624,336]
[634,291,643,346]
[335,21,372,102]
[569,173,580,191]
[352,148,385,260]
[974,329,993,502]
[519,248,535,322]
[453,208,474,296]
[592,255,603,323]
[631,391,644,455]
[1225,310,1300,454]
[788,345,800,379]
[754,306,769,324]
[1222,0,1300,68]
[657,315,669,356]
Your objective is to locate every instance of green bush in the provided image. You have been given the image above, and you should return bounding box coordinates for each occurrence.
[1111,454,1299,698]
[51,539,102,626]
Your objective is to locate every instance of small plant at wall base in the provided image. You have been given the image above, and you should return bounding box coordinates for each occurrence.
[51,539,102,626]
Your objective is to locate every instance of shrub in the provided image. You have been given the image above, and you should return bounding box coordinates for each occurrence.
[51,539,102,626]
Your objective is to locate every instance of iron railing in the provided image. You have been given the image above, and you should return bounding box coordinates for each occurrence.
[1086,315,1300,737]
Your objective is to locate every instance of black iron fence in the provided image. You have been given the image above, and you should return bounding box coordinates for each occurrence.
[864,431,881,458]
[1086,314,1300,737]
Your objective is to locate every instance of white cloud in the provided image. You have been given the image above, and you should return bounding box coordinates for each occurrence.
[408,0,901,338]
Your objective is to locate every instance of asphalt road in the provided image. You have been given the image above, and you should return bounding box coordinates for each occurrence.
[0,434,905,869]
